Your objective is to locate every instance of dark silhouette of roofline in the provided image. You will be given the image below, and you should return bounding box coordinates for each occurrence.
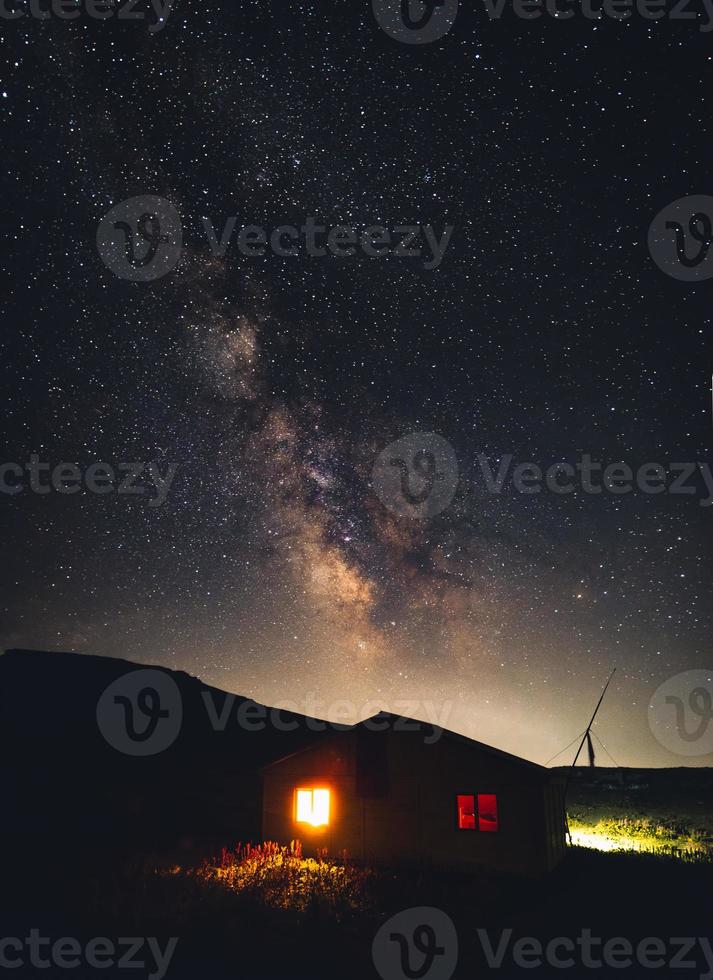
[261,710,551,775]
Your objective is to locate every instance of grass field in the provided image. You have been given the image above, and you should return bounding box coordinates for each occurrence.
[561,766,713,861]
[3,768,712,978]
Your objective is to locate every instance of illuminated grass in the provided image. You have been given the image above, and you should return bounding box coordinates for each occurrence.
[568,816,713,862]
[174,841,376,916]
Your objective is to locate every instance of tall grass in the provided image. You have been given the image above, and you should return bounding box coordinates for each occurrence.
[568,814,713,863]
[187,841,376,917]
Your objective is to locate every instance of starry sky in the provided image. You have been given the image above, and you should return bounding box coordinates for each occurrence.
[2,0,712,768]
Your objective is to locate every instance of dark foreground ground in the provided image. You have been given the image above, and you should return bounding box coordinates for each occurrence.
[3,840,711,980]
[2,653,711,979]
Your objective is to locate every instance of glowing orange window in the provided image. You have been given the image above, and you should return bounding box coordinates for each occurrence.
[456,794,476,830]
[295,788,330,827]
[478,793,499,832]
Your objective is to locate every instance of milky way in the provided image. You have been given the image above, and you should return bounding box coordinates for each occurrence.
[2,0,712,766]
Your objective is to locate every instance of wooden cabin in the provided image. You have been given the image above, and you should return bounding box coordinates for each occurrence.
[261,713,567,875]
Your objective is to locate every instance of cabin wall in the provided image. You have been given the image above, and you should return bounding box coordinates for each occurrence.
[261,738,362,856]
[262,730,566,874]
[543,777,567,870]
[370,731,556,874]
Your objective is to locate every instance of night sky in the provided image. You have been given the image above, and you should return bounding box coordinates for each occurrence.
[2,0,712,768]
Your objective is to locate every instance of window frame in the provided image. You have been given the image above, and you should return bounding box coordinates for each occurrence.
[455,792,476,831]
[294,786,331,827]
[454,791,499,833]
[476,792,499,833]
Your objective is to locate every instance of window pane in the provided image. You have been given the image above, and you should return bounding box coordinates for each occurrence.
[295,788,330,826]
[478,793,498,832]
[296,789,313,823]
[312,788,330,825]
[457,794,475,830]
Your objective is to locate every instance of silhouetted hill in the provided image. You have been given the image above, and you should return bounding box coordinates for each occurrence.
[0,648,333,859]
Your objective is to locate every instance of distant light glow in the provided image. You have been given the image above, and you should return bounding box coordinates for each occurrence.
[570,828,643,853]
[296,787,330,826]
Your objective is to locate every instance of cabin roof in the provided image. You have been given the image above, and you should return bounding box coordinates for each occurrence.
[260,711,551,775]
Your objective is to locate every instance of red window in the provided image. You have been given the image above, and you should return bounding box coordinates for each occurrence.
[456,794,499,832]
[478,793,499,832]
[457,794,475,830]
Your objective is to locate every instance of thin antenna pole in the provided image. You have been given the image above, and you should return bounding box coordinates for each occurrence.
[563,667,616,845]
[569,667,616,772]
